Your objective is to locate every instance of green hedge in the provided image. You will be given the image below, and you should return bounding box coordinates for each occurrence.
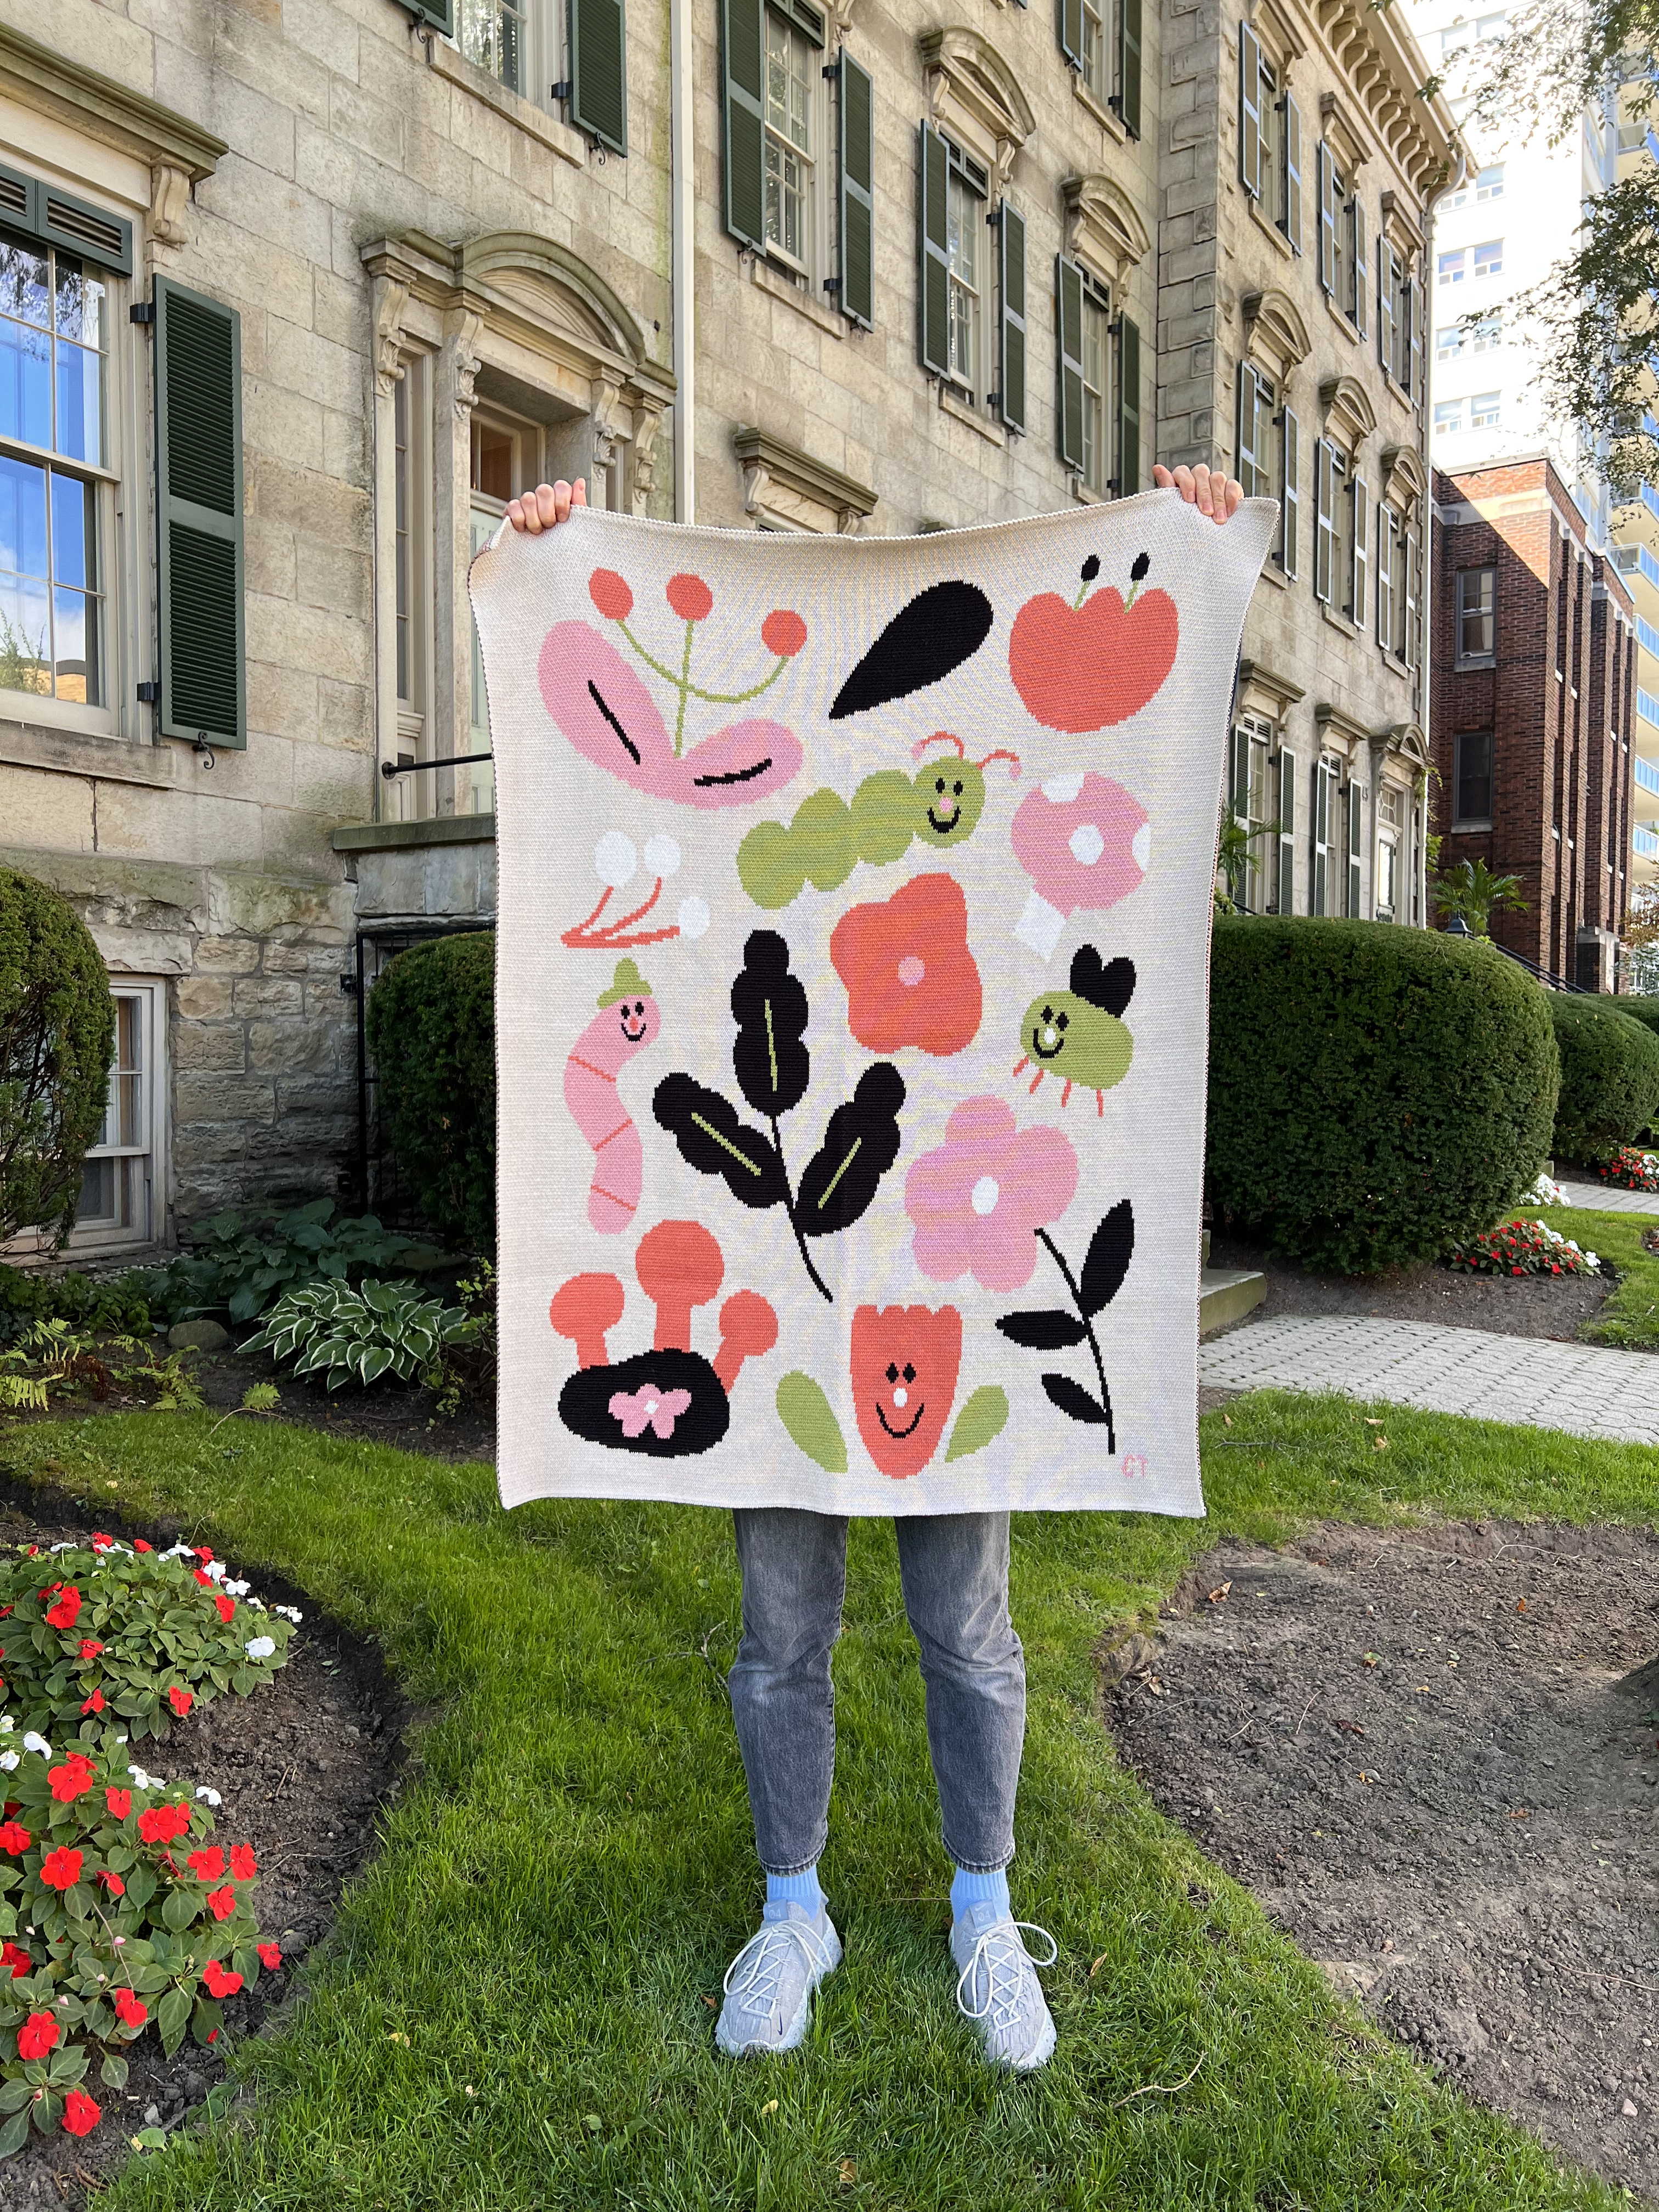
[1548,996,1659,1159]
[1609,995,1659,1041]
[365,934,495,1255]
[0,867,115,1246]
[1207,919,1559,1273]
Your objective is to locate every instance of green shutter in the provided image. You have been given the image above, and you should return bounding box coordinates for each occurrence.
[1235,363,1261,498]
[1317,140,1335,295]
[1282,92,1302,252]
[838,51,874,326]
[571,0,628,154]
[1350,472,1368,625]
[0,160,132,276]
[1279,403,1299,578]
[918,123,951,374]
[1406,270,1423,404]
[154,277,244,749]
[1351,195,1367,337]
[1378,238,1396,377]
[1378,504,1395,648]
[1239,24,1262,198]
[998,202,1026,433]
[394,0,455,32]
[1059,0,1084,72]
[1115,309,1140,496]
[1117,0,1142,138]
[1313,438,1334,605]
[1347,781,1363,917]
[721,0,766,250]
[1054,255,1085,469]
[1276,749,1296,914]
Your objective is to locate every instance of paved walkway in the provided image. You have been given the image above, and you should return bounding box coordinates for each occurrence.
[1199,1313,1659,1446]
[1557,1180,1659,1216]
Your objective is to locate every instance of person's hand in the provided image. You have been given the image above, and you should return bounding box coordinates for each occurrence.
[1152,462,1244,523]
[505,478,588,533]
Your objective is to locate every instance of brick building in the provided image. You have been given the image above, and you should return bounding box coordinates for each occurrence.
[1430,458,1637,989]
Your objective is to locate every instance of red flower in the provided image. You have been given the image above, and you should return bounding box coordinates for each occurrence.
[38,1847,82,1892]
[761,608,807,658]
[61,2087,99,2137]
[80,1689,104,1717]
[0,1822,30,1856]
[112,1988,146,2029]
[168,1686,194,1718]
[89,1533,112,1551]
[138,1803,190,1845]
[189,1846,226,1883]
[0,1942,30,1978]
[201,1957,241,1997]
[49,1760,94,1803]
[44,1587,81,1632]
[133,1541,153,1555]
[830,873,982,1058]
[256,1943,282,1971]
[229,1843,257,1881]
[191,1570,211,1587]
[588,568,634,621]
[214,1594,235,1625]
[195,1548,214,1563]
[78,1640,103,1658]
[665,572,713,622]
[105,1788,131,1820]
[206,1884,237,1922]
[16,2012,58,2059]
[100,1871,125,1897]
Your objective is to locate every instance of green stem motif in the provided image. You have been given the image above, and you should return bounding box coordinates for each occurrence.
[613,620,790,709]
[1071,578,1093,611]
[673,617,695,756]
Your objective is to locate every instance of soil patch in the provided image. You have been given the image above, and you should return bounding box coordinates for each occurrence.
[0,1474,412,2209]
[193,1347,495,1464]
[1206,1231,1615,1343]
[1108,1519,1659,2204]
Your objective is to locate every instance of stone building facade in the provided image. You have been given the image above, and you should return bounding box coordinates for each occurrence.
[1430,458,1636,988]
[4,0,1448,1259]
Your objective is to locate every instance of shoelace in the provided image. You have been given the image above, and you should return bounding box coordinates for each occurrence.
[955,1920,1059,2033]
[723,1919,832,2021]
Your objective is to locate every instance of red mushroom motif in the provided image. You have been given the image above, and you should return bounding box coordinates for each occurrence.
[713,1291,780,1393]
[549,1274,626,1370]
[635,1219,725,1353]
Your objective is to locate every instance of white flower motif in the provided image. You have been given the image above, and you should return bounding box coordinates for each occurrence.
[195,1787,222,1807]
[244,1637,276,1661]
[21,1734,48,1757]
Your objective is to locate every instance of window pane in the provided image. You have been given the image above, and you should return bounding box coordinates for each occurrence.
[0,453,48,582]
[1475,162,1504,198]
[470,420,514,501]
[50,471,92,590]
[54,340,101,466]
[0,574,50,696]
[0,312,52,450]
[53,586,97,706]
[1434,399,1463,434]
[1437,249,1466,284]
[0,244,48,331]
[1471,390,1500,427]
[1436,324,1462,359]
[1473,239,1502,276]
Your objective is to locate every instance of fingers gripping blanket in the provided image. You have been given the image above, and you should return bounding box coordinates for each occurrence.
[474,493,1276,1517]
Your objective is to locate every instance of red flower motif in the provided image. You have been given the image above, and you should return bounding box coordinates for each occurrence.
[214,1593,235,1625]
[207,1884,237,1922]
[61,2087,99,2137]
[49,1760,95,1803]
[830,874,982,1058]
[0,1822,31,1856]
[168,1686,194,1718]
[100,1871,125,1897]
[112,1988,147,2029]
[761,608,807,658]
[202,1957,241,1997]
[229,1843,257,1881]
[588,568,634,621]
[665,573,713,622]
[80,1689,104,1717]
[38,1847,82,1892]
[256,1943,282,1971]
[133,1541,153,1555]
[189,1846,226,1884]
[44,1587,81,1631]
[17,2012,57,2060]
[1,1942,30,1978]
[78,1640,103,1658]
[105,1788,131,1820]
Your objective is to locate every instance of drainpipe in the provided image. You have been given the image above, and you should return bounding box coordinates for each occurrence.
[670,0,695,520]
[1419,138,1469,929]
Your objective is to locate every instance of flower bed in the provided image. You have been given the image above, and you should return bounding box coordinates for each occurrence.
[1446,1218,1601,1278]
[1589,1146,1659,1193]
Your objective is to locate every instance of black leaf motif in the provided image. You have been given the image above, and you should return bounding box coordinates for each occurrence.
[730,930,811,1118]
[796,1063,906,1235]
[1042,1372,1111,1426]
[828,582,995,720]
[1079,1200,1135,1317]
[652,1074,788,1210]
[1069,946,1137,1019]
[995,1308,1089,1350]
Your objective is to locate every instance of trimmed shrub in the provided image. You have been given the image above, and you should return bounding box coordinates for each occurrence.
[0,870,114,1246]
[365,934,495,1253]
[1207,918,1559,1273]
[1609,995,1659,1041]
[1548,996,1659,1159]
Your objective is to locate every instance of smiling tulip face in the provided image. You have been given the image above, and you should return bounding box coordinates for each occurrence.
[850,1304,962,1477]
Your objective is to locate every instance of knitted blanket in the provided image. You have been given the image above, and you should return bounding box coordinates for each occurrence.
[475,493,1274,1516]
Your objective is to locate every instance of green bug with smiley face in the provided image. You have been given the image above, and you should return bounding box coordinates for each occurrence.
[736,732,1020,910]
[1013,945,1136,1114]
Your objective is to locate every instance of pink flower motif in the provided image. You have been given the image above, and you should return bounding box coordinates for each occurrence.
[1011,772,1150,960]
[607,1383,693,1440]
[904,1097,1079,1293]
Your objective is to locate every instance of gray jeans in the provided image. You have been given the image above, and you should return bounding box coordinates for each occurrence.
[727,1508,1026,1876]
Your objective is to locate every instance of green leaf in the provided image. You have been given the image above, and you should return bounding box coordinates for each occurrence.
[944,1385,1011,1464]
[156,1982,190,2053]
[46,2044,87,2086]
[29,2088,59,2134]
[99,2051,128,2089]
[0,2078,32,2112]
[191,1994,223,2047]
[161,1886,199,1932]
[0,2104,30,2155]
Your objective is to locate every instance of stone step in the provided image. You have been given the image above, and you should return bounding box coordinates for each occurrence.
[1200,1266,1266,1336]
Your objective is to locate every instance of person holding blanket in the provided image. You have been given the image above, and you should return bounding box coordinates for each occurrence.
[504,460,1246,2071]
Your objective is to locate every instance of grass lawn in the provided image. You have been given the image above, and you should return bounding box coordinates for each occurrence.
[0,1395,1650,2212]
[1555,1200,1659,1348]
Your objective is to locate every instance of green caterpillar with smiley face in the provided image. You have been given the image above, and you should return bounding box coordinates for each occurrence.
[736,732,1020,911]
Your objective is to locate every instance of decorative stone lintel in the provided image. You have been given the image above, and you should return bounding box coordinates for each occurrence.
[1319,371,1378,453]
[0,21,225,180]
[1314,700,1388,755]
[1241,286,1312,384]
[1379,441,1429,515]
[1063,174,1151,290]
[1237,657,1306,720]
[1318,89,1369,175]
[919,27,1035,191]
[1379,188,1425,258]
[733,427,877,537]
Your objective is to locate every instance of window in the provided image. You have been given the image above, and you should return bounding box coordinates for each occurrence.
[1275,747,1296,913]
[1476,12,1507,40]
[1376,783,1402,919]
[1440,21,1471,57]
[1276,402,1299,577]
[1313,438,1347,608]
[1346,469,1368,627]
[1057,257,1137,492]
[944,151,983,397]
[1310,755,1338,915]
[1453,728,1494,826]
[1379,239,1418,391]
[392,357,433,819]
[1228,713,1274,912]
[459,0,529,93]
[1434,398,1464,436]
[1456,565,1496,664]
[1235,360,1271,500]
[1470,309,1502,352]
[1438,247,1467,286]
[1436,324,1463,360]
[1080,0,1110,104]
[72,983,163,1250]
[764,10,815,267]
[1377,500,1402,654]
[1473,238,1503,278]
[1079,273,1113,496]
[1239,27,1303,249]
[1471,388,1500,429]
[0,240,108,711]
[1475,162,1505,199]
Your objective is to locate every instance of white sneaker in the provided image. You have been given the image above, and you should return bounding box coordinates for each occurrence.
[715,1903,842,2057]
[950,1902,1058,2072]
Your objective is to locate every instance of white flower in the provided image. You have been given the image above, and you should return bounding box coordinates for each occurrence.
[127,1767,154,1791]
[161,1543,194,1561]
[20,1734,47,1757]
[195,1787,222,1807]
[48,1542,76,1554]
[244,1637,276,1661]
[0,1716,15,1735]
[246,1598,266,1612]
[205,1561,227,1583]
[0,1754,18,1774]
[272,1605,303,1624]
[224,1579,250,1598]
